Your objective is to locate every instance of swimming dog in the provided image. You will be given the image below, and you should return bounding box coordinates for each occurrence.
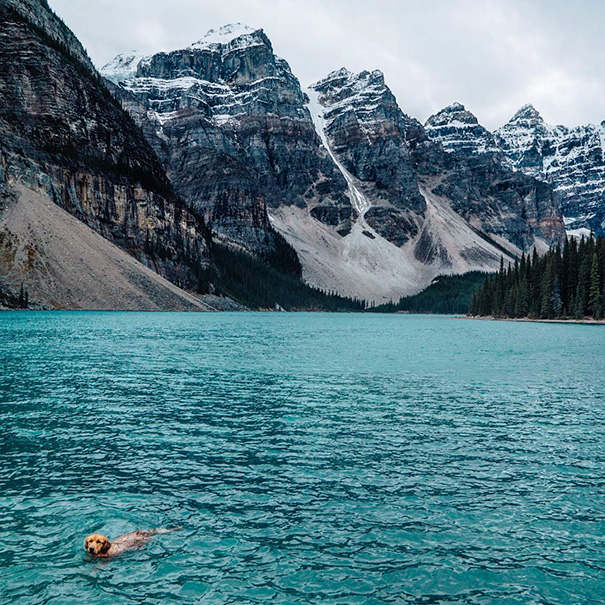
[85,527,181,558]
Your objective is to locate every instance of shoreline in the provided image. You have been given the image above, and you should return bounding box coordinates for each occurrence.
[463,315,605,326]
[2,309,604,324]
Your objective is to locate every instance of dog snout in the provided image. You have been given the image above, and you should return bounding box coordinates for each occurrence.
[88,546,95,553]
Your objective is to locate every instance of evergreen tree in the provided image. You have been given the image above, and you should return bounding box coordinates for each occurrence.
[574,281,586,319]
[589,252,601,315]
[540,260,554,319]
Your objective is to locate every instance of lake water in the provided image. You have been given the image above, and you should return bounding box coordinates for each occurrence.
[1,312,604,603]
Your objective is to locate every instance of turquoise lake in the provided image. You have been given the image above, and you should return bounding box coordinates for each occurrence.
[0,312,604,603]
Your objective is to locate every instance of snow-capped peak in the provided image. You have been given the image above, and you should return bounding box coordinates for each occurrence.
[425,102,480,128]
[444,101,466,112]
[330,67,354,78]
[310,68,354,90]
[101,51,150,84]
[101,24,266,84]
[189,23,261,49]
[311,68,386,96]
[425,102,497,154]
[509,104,543,123]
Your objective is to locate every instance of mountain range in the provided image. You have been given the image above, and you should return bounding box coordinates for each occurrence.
[2,1,600,309]
[99,23,566,303]
[425,102,605,238]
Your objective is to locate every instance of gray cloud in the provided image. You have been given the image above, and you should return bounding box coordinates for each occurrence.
[49,0,605,129]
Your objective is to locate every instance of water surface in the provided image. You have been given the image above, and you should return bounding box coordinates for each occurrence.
[1,313,604,603]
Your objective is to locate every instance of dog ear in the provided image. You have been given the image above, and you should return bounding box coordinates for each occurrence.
[100,538,111,554]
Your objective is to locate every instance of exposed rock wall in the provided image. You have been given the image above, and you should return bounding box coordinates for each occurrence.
[310,69,426,246]
[312,70,564,252]
[103,25,352,258]
[0,0,210,297]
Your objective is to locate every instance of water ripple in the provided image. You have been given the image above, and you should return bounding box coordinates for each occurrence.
[1,312,604,603]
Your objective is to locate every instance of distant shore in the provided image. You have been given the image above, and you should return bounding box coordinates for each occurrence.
[464,315,605,326]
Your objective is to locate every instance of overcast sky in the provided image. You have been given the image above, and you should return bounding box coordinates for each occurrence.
[49,0,604,130]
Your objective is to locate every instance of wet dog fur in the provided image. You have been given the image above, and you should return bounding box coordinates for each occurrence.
[85,527,181,558]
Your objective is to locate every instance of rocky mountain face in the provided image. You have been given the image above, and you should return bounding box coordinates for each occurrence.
[424,102,499,156]
[4,0,90,65]
[309,70,563,252]
[426,102,605,236]
[268,67,564,302]
[421,104,563,252]
[0,0,213,308]
[309,69,426,247]
[102,24,352,267]
[103,29,565,302]
[496,106,605,235]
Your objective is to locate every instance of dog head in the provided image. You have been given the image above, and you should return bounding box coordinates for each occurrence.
[84,533,111,556]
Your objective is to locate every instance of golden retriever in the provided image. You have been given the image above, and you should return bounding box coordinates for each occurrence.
[84,527,181,558]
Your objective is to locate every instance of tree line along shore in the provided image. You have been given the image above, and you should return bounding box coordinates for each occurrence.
[469,234,605,321]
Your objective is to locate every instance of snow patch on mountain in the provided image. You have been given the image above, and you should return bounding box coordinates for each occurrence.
[101,51,150,84]
[102,24,265,88]
[495,107,605,233]
[189,23,259,48]
[306,87,371,216]
[311,68,394,134]
[101,24,305,130]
